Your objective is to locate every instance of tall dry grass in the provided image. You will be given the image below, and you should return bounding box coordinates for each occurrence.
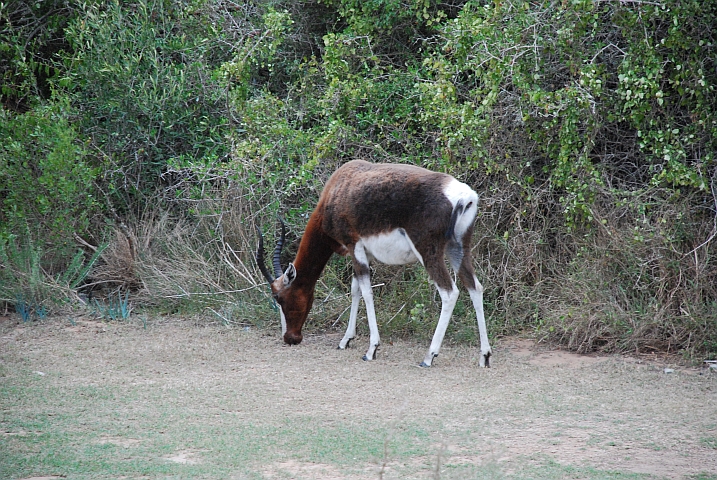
[467,178,717,358]
[89,209,255,302]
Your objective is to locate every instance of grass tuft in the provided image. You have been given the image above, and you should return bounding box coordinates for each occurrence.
[92,290,132,321]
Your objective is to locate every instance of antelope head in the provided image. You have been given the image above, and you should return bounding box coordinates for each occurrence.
[256,218,310,345]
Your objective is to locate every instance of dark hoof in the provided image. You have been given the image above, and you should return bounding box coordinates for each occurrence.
[362,345,378,361]
[419,361,431,368]
[485,352,491,368]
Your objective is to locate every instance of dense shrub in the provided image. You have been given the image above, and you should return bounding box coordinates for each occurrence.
[0,103,97,254]
[422,0,716,219]
[0,103,102,312]
[61,0,232,212]
[0,0,74,110]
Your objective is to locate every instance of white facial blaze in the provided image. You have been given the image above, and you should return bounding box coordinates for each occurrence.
[279,305,287,336]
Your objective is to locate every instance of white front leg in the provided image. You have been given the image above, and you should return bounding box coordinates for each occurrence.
[357,272,380,360]
[338,277,361,349]
[352,242,380,361]
[420,283,459,367]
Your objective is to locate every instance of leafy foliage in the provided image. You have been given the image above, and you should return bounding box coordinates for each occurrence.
[423,0,716,223]
[0,0,74,110]
[61,0,231,211]
[0,103,97,253]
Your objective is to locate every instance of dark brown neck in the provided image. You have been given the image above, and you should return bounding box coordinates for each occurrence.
[291,213,336,292]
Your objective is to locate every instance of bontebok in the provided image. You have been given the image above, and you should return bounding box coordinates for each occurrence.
[257,160,492,367]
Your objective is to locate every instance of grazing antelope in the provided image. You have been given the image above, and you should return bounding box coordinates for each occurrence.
[256,160,492,367]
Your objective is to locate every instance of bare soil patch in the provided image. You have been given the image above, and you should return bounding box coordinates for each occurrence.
[1,316,716,479]
[164,450,202,465]
[97,436,142,448]
[18,477,64,480]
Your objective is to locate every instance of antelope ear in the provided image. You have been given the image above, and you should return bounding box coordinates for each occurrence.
[283,263,297,287]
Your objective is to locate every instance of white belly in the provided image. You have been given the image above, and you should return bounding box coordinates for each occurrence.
[359,229,423,265]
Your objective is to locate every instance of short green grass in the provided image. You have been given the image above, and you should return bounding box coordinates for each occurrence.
[0,368,434,479]
[1,373,668,480]
[701,437,717,450]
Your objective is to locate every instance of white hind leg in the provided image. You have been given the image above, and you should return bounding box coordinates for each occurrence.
[420,282,459,367]
[468,278,491,367]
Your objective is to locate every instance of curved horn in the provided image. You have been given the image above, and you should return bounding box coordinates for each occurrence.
[256,226,275,285]
[272,217,286,278]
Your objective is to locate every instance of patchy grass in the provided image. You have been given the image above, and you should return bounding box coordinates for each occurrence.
[1,318,716,479]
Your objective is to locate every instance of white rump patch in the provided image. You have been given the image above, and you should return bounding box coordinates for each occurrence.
[359,229,423,266]
[443,178,479,239]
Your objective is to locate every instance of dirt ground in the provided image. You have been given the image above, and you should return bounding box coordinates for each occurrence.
[1,315,716,479]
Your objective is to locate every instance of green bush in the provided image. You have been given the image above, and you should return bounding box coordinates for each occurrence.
[0,100,101,313]
[422,0,715,222]
[61,0,231,211]
[0,103,97,254]
[0,0,75,109]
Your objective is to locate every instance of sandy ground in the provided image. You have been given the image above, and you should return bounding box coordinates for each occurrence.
[1,315,716,479]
